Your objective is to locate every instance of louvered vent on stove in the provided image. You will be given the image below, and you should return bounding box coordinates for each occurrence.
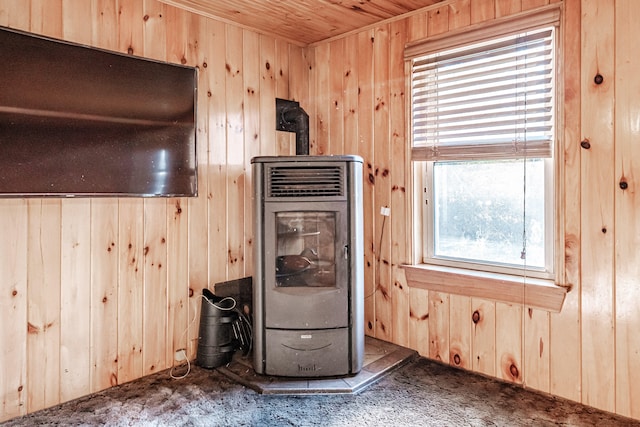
[268,165,344,197]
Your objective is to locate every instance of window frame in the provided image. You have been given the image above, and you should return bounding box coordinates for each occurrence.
[420,157,556,280]
[403,4,567,310]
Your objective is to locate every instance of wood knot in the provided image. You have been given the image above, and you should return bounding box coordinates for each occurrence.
[619,180,628,190]
[472,310,481,324]
[510,363,519,378]
[189,288,194,298]
[580,139,591,149]
[594,73,604,85]
[453,354,461,365]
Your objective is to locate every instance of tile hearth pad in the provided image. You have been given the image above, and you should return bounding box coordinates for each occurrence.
[216,336,417,394]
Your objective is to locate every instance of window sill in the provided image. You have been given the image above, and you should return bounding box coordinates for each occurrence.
[401,264,567,313]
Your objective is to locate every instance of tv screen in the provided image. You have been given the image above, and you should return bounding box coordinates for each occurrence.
[0,26,198,197]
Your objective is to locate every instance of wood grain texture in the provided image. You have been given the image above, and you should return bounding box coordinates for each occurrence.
[389,19,409,347]
[0,201,28,420]
[26,200,61,412]
[496,302,523,384]
[157,0,444,45]
[0,0,309,422]
[242,28,261,277]
[89,200,119,393]
[60,200,92,402]
[4,0,640,423]
[549,0,581,403]
[225,24,246,280]
[614,0,640,418]
[580,0,615,413]
[329,38,345,155]
[117,199,145,383]
[523,308,550,392]
[357,29,376,337]
[471,298,496,376]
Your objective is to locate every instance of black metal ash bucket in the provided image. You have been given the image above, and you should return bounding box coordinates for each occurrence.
[196,288,239,369]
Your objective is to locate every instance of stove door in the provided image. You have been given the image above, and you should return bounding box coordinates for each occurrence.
[263,201,349,330]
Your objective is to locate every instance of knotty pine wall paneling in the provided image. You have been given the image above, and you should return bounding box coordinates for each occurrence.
[0,202,28,420]
[356,29,376,337]
[373,24,393,342]
[242,28,260,277]
[0,0,307,421]
[549,0,581,404]
[275,39,294,156]
[259,35,277,157]
[225,24,246,281]
[206,17,228,299]
[405,9,431,360]
[329,38,345,155]
[614,0,640,419]
[308,0,640,422]
[580,0,615,413]
[389,19,410,349]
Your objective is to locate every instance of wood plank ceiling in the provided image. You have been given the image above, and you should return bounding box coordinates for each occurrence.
[158,0,445,46]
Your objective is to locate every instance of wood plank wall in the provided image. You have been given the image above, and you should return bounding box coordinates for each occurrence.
[306,0,640,421]
[0,0,305,421]
[1,0,640,423]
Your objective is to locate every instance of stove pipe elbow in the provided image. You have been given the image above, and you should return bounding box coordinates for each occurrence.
[276,98,310,156]
[282,106,309,155]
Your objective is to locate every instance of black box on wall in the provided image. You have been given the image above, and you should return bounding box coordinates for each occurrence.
[214,276,253,318]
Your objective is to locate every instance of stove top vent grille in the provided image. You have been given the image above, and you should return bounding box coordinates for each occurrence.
[267,165,344,198]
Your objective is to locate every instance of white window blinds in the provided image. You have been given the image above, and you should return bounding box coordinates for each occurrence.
[407,7,559,162]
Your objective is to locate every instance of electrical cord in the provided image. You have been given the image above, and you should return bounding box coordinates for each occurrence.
[170,292,253,380]
[365,213,387,300]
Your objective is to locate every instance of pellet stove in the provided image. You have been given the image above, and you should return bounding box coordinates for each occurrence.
[252,155,364,377]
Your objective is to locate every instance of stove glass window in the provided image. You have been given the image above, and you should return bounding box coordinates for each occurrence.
[275,211,336,288]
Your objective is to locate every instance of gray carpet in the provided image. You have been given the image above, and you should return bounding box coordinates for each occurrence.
[3,354,639,427]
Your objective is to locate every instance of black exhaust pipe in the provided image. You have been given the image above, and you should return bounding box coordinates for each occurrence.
[276,98,309,155]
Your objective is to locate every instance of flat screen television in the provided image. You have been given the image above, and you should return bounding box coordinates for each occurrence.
[0,26,198,197]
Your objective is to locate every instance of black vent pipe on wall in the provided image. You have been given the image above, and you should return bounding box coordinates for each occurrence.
[275,98,309,155]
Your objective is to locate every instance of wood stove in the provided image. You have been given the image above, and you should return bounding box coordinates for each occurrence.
[252,155,364,377]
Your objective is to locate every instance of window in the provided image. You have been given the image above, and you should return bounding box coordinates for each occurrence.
[407,9,559,279]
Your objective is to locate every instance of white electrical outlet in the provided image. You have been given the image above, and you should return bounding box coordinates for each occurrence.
[174,349,187,362]
[380,206,391,216]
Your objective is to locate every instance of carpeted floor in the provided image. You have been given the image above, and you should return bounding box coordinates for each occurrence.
[2,353,639,427]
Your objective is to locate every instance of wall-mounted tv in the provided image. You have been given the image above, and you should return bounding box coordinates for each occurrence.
[0,26,197,197]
